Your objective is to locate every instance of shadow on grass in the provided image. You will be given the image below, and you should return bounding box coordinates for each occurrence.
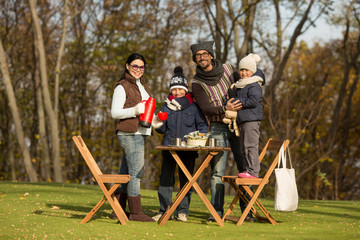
[31,202,112,223]
[1,181,95,188]
[2,181,99,194]
[305,201,360,213]
[38,201,278,227]
[296,207,360,220]
[35,202,233,226]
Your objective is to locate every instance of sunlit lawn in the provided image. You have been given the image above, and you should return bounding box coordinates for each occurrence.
[0,181,359,239]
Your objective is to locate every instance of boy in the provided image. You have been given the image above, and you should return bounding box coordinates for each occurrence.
[152,66,208,222]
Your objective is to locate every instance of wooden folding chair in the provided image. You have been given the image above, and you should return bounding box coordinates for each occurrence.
[72,135,131,225]
[222,138,290,225]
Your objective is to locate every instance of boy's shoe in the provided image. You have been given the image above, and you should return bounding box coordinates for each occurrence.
[177,213,188,222]
[152,213,174,221]
[152,213,163,221]
[207,215,219,222]
[238,171,258,178]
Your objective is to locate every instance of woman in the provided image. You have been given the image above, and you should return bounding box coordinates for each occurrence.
[110,53,154,222]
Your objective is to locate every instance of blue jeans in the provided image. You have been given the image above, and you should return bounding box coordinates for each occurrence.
[116,135,146,196]
[157,151,197,216]
[209,122,242,217]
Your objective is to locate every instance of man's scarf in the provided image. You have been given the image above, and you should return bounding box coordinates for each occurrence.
[194,59,224,86]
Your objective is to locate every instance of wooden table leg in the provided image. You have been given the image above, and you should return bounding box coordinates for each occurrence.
[191,182,224,226]
[158,151,224,227]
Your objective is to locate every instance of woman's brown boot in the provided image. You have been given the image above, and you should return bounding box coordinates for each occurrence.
[127,195,155,222]
[112,193,129,219]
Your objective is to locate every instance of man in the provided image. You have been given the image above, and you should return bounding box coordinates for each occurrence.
[190,40,246,221]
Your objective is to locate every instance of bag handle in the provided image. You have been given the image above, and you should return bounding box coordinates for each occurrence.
[287,146,293,169]
[277,144,286,169]
[277,143,293,169]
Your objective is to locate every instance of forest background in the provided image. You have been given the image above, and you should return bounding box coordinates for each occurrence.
[0,0,359,201]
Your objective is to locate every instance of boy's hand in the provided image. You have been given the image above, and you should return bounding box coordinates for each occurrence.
[152,117,164,129]
[226,98,242,111]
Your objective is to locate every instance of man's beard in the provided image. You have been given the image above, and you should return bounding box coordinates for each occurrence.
[199,59,212,70]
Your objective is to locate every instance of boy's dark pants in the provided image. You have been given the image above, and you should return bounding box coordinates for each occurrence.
[157,150,197,216]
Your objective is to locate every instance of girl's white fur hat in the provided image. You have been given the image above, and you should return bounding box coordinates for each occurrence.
[239,53,261,73]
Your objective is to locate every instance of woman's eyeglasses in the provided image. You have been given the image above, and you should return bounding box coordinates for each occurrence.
[130,64,145,71]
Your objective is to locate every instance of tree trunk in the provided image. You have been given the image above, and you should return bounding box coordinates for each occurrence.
[234,0,257,63]
[0,39,38,182]
[8,137,16,181]
[29,0,63,182]
[54,0,69,118]
[265,0,315,99]
[34,54,52,181]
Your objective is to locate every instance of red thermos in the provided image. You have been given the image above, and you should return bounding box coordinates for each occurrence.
[139,97,156,128]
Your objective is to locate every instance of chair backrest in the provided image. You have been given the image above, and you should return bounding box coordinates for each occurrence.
[72,136,103,177]
[259,139,290,180]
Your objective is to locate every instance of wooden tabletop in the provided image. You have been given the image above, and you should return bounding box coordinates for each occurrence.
[156,145,231,151]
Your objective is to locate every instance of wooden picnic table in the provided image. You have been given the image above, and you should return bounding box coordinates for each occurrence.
[155,145,231,227]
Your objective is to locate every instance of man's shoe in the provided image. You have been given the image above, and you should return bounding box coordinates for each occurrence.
[177,213,188,222]
[244,215,256,222]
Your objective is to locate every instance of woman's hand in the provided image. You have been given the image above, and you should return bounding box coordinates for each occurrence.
[134,102,145,115]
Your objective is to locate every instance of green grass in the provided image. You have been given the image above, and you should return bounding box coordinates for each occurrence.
[0,181,359,240]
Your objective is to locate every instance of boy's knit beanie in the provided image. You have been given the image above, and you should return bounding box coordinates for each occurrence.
[169,66,188,92]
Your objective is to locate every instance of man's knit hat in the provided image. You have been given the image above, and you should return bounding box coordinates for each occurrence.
[169,66,188,92]
[239,53,261,73]
[190,41,215,62]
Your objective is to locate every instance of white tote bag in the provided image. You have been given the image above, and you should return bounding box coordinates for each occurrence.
[274,144,298,211]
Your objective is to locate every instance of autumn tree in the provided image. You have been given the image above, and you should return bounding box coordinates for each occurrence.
[326,0,360,200]
[29,0,68,182]
[0,39,38,182]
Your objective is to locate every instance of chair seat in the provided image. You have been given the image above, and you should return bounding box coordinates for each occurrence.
[222,176,269,185]
[99,174,131,183]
